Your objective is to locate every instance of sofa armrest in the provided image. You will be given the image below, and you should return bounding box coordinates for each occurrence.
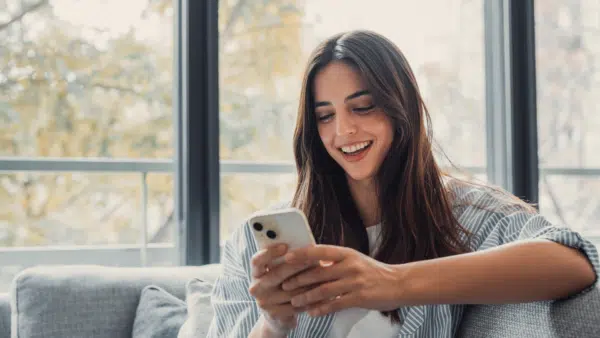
[0,293,10,338]
[10,264,221,338]
[458,286,600,337]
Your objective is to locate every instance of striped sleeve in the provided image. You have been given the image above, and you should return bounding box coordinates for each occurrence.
[206,222,262,337]
[458,185,600,299]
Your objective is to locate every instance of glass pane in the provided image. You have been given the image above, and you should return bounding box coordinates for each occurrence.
[220,173,296,242]
[146,173,175,244]
[0,171,173,246]
[0,0,174,159]
[539,174,600,236]
[218,0,487,168]
[535,1,600,236]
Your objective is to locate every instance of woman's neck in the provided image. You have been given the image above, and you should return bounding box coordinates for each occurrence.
[346,176,380,227]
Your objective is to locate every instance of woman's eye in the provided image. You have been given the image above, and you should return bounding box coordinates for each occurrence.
[353,104,375,113]
[317,113,334,122]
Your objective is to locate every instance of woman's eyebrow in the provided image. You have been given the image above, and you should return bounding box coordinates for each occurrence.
[314,89,371,108]
[344,89,370,101]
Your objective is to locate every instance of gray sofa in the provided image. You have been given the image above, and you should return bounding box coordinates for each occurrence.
[1,264,599,338]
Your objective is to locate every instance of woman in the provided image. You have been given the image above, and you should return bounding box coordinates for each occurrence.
[207,30,598,337]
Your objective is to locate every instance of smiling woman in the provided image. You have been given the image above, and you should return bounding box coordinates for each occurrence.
[207,30,599,338]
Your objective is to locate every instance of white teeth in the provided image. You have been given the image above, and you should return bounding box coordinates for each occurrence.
[341,141,371,154]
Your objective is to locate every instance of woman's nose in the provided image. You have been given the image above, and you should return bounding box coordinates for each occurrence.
[335,113,358,136]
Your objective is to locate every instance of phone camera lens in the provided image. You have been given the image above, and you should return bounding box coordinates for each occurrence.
[253,223,263,231]
[266,230,277,239]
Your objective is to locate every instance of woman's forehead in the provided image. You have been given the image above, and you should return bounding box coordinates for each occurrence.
[313,62,367,100]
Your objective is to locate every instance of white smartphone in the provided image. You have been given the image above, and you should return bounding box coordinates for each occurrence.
[248,207,316,265]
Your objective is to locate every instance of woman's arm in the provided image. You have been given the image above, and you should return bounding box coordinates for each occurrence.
[281,199,599,316]
[395,238,596,305]
[402,188,598,306]
[281,236,597,316]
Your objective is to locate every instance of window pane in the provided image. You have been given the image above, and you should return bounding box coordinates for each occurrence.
[539,174,600,236]
[218,0,487,168]
[448,171,488,185]
[0,0,173,159]
[220,173,296,242]
[535,1,600,235]
[0,171,173,246]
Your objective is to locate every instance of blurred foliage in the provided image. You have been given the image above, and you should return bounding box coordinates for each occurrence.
[0,0,305,246]
[0,0,173,245]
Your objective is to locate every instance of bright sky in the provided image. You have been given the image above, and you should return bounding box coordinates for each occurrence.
[304,0,470,61]
[50,0,171,46]
[51,0,147,34]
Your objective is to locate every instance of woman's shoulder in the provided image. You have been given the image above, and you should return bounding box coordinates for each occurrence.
[444,176,536,219]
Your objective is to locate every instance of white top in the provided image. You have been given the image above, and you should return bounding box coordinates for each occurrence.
[328,224,401,337]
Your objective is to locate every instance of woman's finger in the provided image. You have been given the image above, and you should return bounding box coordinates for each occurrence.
[254,260,315,292]
[249,260,314,297]
[306,293,359,317]
[251,243,288,278]
[281,261,348,291]
[258,286,314,307]
[284,245,351,265]
[290,278,358,308]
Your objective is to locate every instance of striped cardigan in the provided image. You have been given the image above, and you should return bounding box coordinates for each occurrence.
[206,181,599,337]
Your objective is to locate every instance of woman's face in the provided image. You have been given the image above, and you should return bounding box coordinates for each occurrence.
[313,61,394,184]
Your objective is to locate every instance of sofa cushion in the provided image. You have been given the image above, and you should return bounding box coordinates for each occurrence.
[0,293,10,338]
[132,285,187,338]
[10,264,221,338]
[177,278,214,338]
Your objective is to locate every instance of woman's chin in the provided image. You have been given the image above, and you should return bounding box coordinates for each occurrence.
[344,169,377,184]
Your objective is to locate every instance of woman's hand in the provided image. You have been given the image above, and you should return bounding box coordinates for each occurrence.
[248,243,315,335]
[280,245,405,317]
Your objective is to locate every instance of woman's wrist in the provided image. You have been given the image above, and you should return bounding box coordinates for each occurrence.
[388,262,426,307]
[261,314,290,338]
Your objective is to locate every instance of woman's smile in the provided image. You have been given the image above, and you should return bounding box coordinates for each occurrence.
[338,140,373,162]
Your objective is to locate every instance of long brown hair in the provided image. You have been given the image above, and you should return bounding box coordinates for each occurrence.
[291,30,473,322]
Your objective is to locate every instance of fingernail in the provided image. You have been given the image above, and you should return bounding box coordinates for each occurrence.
[320,260,333,267]
[277,244,287,253]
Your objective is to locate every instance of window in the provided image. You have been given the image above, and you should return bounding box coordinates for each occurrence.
[218,0,488,241]
[0,0,176,290]
[535,0,600,241]
[3,0,593,288]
